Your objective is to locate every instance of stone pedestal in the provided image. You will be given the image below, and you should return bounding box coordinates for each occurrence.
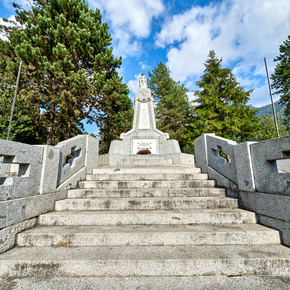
[99,87,194,167]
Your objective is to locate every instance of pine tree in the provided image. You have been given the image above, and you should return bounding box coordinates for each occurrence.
[0,0,132,145]
[147,62,191,151]
[271,35,290,124]
[95,74,133,154]
[255,115,289,141]
[187,50,260,142]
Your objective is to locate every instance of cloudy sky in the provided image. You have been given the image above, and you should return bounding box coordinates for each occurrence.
[1,0,290,134]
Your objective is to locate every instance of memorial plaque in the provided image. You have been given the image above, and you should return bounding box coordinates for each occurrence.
[133,139,157,154]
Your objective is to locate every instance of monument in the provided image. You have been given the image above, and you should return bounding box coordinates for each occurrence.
[98,75,194,166]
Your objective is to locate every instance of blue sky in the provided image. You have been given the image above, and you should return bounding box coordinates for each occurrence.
[1,0,290,135]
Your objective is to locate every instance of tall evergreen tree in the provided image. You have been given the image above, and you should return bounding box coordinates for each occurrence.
[0,0,132,145]
[95,74,133,154]
[271,35,290,124]
[187,50,260,142]
[147,62,191,151]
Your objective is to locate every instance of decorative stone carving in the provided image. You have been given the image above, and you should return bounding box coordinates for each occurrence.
[139,74,147,88]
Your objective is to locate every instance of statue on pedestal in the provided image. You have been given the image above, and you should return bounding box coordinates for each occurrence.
[139,74,147,88]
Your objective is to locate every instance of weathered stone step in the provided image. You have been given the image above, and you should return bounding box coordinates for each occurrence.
[2,276,290,290]
[38,209,256,226]
[114,155,165,160]
[86,173,208,181]
[55,197,238,211]
[67,187,225,199]
[78,180,216,189]
[116,158,172,166]
[17,224,280,247]
[1,245,290,277]
[93,166,200,174]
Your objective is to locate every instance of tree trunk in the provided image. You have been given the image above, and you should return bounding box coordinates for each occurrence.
[64,118,71,140]
[34,105,40,143]
[47,103,55,145]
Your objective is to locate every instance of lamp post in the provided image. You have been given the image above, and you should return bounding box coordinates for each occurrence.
[7,61,22,140]
[264,57,279,138]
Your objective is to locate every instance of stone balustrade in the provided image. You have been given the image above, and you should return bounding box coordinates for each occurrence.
[195,133,290,247]
[0,135,99,253]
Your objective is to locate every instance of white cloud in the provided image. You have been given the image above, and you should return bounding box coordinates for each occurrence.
[186,91,196,103]
[128,74,141,99]
[0,15,17,40]
[88,0,164,57]
[250,83,280,108]
[3,0,28,8]
[155,0,290,106]
[139,61,150,71]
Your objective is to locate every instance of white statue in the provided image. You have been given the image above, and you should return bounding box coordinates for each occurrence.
[139,73,147,88]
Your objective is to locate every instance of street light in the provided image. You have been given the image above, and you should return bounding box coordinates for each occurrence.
[6,61,22,140]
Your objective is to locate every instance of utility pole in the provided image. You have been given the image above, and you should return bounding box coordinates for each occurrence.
[7,61,22,140]
[264,57,279,138]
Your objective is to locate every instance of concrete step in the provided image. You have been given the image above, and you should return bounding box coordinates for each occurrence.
[67,187,225,199]
[115,154,165,160]
[78,180,216,189]
[93,166,200,174]
[38,209,256,226]
[1,245,290,277]
[86,173,208,181]
[17,224,280,247]
[117,158,172,166]
[2,276,290,290]
[55,197,238,211]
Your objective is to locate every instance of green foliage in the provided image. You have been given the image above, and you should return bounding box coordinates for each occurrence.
[0,0,132,145]
[255,114,289,141]
[96,74,133,154]
[187,50,261,143]
[147,62,191,152]
[0,70,38,143]
[255,101,286,123]
[271,35,290,125]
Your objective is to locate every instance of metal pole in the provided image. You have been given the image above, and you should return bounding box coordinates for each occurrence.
[264,57,279,138]
[7,61,22,140]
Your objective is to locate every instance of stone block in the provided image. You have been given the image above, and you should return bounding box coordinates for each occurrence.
[98,153,110,167]
[0,218,36,254]
[194,134,215,173]
[56,135,86,186]
[208,167,238,190]
[0,156,10,176]
[6,198,26,228]
[207,135,237,184]
[0,191,67,230]
[258,215,290,247]
[110,139,131,155]
[163,153,194,165]
[24,194,55,220]
[250,135,290,194]
[234,142,256,192]
[85,136,99,174]
[37,145,60,194]
[0,202,7,228]
[0,139,43,201]
[159,138,180,154]
[57,167,86,191]
[239,190,290,223]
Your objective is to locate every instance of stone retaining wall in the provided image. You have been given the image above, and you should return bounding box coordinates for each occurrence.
[0,135,99,253]
[195,134,290,247]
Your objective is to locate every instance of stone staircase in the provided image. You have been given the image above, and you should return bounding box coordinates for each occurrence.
[1,165,290,289]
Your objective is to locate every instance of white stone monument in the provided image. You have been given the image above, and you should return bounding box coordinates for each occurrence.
[98,74,194,166]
